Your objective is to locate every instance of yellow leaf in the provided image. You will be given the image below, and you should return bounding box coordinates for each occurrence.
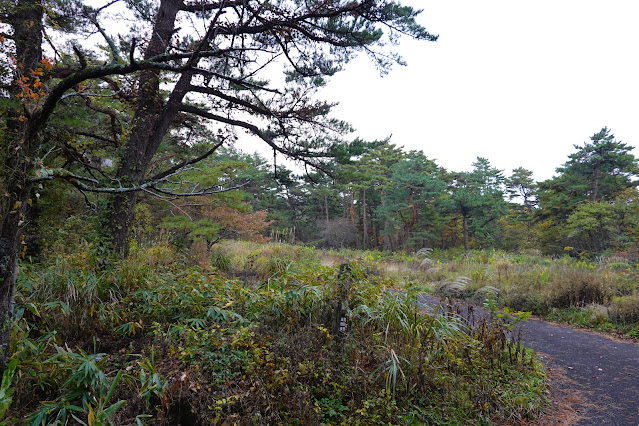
[88,405,95,425]
[27,198,32,206]
[12,201,21,210]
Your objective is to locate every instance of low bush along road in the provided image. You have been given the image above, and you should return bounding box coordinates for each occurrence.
[417,294,639,425]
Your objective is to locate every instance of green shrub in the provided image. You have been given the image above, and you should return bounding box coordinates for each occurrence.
[211,252,231,272]
[607,262,631,270]
[503,291,548,315]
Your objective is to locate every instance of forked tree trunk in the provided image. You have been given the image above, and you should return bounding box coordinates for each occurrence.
[106,0,183,256]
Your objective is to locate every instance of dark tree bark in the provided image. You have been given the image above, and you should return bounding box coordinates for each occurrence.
[324,194,329,225]
[349,190,361,250]
[107,0,184,256]
[462,214,470,255]
[591,162,601,202]
[0,0,44,373]
[362,188,367,250]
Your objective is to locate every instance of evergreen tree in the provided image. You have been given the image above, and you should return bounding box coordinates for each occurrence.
[450,158,507,253]
[535,128,639,255]
[559,127,639,202]
[506,167,538,213]
[377,151,447,252]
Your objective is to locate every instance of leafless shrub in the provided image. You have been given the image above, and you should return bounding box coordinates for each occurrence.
[319,218,357,249]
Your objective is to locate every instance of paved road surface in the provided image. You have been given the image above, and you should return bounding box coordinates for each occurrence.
[521,318,639,425]
[416,294,639,425]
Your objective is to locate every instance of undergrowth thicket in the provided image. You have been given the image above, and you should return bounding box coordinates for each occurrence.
[5,242,546,424]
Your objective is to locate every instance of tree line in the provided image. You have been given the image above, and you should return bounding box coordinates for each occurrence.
[159,126,638,258]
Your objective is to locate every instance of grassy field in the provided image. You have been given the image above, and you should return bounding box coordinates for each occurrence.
[5,241,548,424]
[322,247,639,337]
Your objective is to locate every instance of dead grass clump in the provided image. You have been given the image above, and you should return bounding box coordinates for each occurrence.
[585,303,610,323]
[187,240,210,267]
[419,266,448,282]
[549,267,609,308]
[210,240,317,280]
[502,291,548,315]
[609,294,639,323]
[495,259,512,281]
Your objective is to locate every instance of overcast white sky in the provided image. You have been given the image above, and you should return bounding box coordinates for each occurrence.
[318,1,639,181]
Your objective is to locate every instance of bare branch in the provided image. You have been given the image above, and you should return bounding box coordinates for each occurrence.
[190,68,282,94]
[149,181,250,197]
[146,140,225,183]
[74,131,117,145]
[188,85,273,116]
[178,104,332,174]
[146,190,193,219]
[97,0,121,13]
[180,0,245,12]
[100,77,134,102]
[86,10,122,65]
[60,89,123,100]
[129,37,137,65]
[72,44,88,69]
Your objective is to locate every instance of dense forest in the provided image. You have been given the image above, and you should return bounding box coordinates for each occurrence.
[0,0,636,423]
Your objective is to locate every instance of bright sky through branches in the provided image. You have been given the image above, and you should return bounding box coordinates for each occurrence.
[320,0,639,181]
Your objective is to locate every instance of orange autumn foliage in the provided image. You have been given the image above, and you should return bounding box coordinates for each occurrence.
[205,206,273,243]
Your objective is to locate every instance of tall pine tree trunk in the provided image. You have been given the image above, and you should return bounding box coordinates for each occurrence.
[362,189,367,250]
[380,195,393,251]
[591,163,601,202]
[349,190,361,250]
[106,0,183,256]
[0,0,44,374]
[324,194,329,225]
[462,214,470,255]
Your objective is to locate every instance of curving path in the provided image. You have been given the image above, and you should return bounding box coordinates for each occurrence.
[521,318,639,425]
[416,294,639,425]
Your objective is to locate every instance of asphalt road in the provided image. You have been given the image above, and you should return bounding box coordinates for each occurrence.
[416,294,639,425]
[521,318,639,425]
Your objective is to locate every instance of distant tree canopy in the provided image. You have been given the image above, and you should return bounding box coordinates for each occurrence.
[536,128,639,254]
[131,129,639,259]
